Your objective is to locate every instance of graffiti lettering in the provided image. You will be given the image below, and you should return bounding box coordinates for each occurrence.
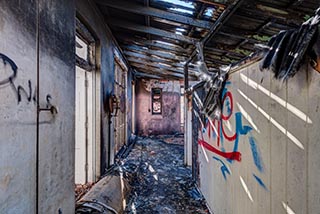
[198,81,267,189]
[0,53,17,85]
[213,156,230,180]
[1,53,41,105]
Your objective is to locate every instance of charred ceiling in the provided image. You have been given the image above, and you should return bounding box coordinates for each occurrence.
[95,0,319,80]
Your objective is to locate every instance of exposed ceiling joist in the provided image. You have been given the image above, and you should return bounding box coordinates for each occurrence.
[123,45,187,61]
[118,37,191,54]
[129,57,198,73]
[109,19,198,44]
[134,71,162,79]
[95,0,318,80]
[131,63,185,79]
[120,41,190,58]
[125,53,184,67]
[218,31,259,43]
[96,0,213,29]
[204,46,247,58]
[186,0,245,63]
[128,58,185,74]
[203,54,230,65]
[195,0,226,8]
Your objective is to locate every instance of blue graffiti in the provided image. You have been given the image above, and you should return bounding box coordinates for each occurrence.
[253,174,268,190]
[224,112,252,164]
[213,156,231,180]
[226,99,232,115]
[249,135,264,172]
[204,81,266,190]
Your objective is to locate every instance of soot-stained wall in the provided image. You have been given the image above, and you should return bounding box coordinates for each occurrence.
[136,79,181,135]
[0,0,75,213]
[77,0,134,171]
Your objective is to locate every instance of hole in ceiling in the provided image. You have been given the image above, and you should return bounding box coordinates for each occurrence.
[204,7,216,17]
[170,7,194,15]
[155,0,195,9]
[176,28,186,32]
[154,0,195,15]
[155,40,176,47]
[175,27,186,35]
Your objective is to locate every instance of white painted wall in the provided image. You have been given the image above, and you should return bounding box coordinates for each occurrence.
[0,1,75,213]
[0,8,37,213]
[198,62,320,214]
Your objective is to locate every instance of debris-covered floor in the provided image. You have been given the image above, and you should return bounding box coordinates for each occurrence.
[122,135,210,214]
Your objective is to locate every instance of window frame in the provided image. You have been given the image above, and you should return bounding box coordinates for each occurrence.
[151,88,162,115]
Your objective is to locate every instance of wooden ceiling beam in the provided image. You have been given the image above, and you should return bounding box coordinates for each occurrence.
[123,44,187,61]
[96,0,212,29]
[131,63,185,79]
[109,19,198,44]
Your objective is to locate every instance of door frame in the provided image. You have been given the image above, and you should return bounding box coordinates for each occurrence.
[75,16,101,183]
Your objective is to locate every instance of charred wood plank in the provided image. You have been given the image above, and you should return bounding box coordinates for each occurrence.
[123,44,187,61]
[96,0,212,29]
[109,19,198,44]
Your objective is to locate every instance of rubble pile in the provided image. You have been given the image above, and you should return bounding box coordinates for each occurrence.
[75,182,95,201]
[122,136,209,214]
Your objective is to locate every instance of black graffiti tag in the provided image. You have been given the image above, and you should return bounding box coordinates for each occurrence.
[0,53,18,85]
[0,53,37,104]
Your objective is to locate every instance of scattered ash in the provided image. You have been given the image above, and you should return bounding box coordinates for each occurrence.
[122,136,210,214]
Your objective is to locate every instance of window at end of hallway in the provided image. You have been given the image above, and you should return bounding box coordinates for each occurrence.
[152,88,162,115]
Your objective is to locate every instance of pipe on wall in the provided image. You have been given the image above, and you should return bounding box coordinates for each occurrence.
[35,0,40,213]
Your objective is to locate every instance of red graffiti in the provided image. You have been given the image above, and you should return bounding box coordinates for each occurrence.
[221,91,233,120]
[198,85,241,161]
[198,139,241,161]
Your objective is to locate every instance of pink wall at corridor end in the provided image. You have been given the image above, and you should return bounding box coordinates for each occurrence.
[136,79,182,135]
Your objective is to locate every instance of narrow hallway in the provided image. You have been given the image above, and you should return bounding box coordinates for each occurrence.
[2,1,320,213]
[122,136,209,214]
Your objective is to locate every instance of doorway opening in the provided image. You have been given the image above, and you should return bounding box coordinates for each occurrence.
[112,51,128,158]
[75,18,101,185]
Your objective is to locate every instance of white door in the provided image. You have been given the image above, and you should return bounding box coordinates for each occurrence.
[75,32,99,184]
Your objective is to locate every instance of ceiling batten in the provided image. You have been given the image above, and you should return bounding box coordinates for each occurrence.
[96,0,213,29]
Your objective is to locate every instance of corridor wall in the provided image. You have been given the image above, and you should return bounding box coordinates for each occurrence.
[197,62,320,214]
[0,0,75,213]
[76,0,134,172]
[136,79,182,135]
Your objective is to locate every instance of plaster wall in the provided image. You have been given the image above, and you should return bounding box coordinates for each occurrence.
[136,79,182,135]
[0,0,75,213]
[198,62,320,214]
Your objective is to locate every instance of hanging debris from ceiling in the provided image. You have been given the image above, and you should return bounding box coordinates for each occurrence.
[260,8,320,79]
[187,42,230,121]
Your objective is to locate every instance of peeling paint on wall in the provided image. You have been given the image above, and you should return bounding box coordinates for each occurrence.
[136,79,182,135]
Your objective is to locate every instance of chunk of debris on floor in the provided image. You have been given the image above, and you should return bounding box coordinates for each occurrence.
[122,136,210,214]
[76,174,130,214]
[75,182,95,201]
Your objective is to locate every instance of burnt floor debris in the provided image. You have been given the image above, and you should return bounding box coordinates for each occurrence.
[122,136,209,214]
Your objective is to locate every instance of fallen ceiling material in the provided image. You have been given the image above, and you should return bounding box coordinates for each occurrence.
[260,7,320,80]
[188,42,230,121]
[189,6,320,121]
[122,136,210,213]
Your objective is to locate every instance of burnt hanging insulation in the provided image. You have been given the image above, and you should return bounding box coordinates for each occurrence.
[187,42,230,121]
[260,7,320,80]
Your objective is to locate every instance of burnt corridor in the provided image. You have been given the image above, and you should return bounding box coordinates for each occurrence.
[2,0,320,213]
[122,136,209,214]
